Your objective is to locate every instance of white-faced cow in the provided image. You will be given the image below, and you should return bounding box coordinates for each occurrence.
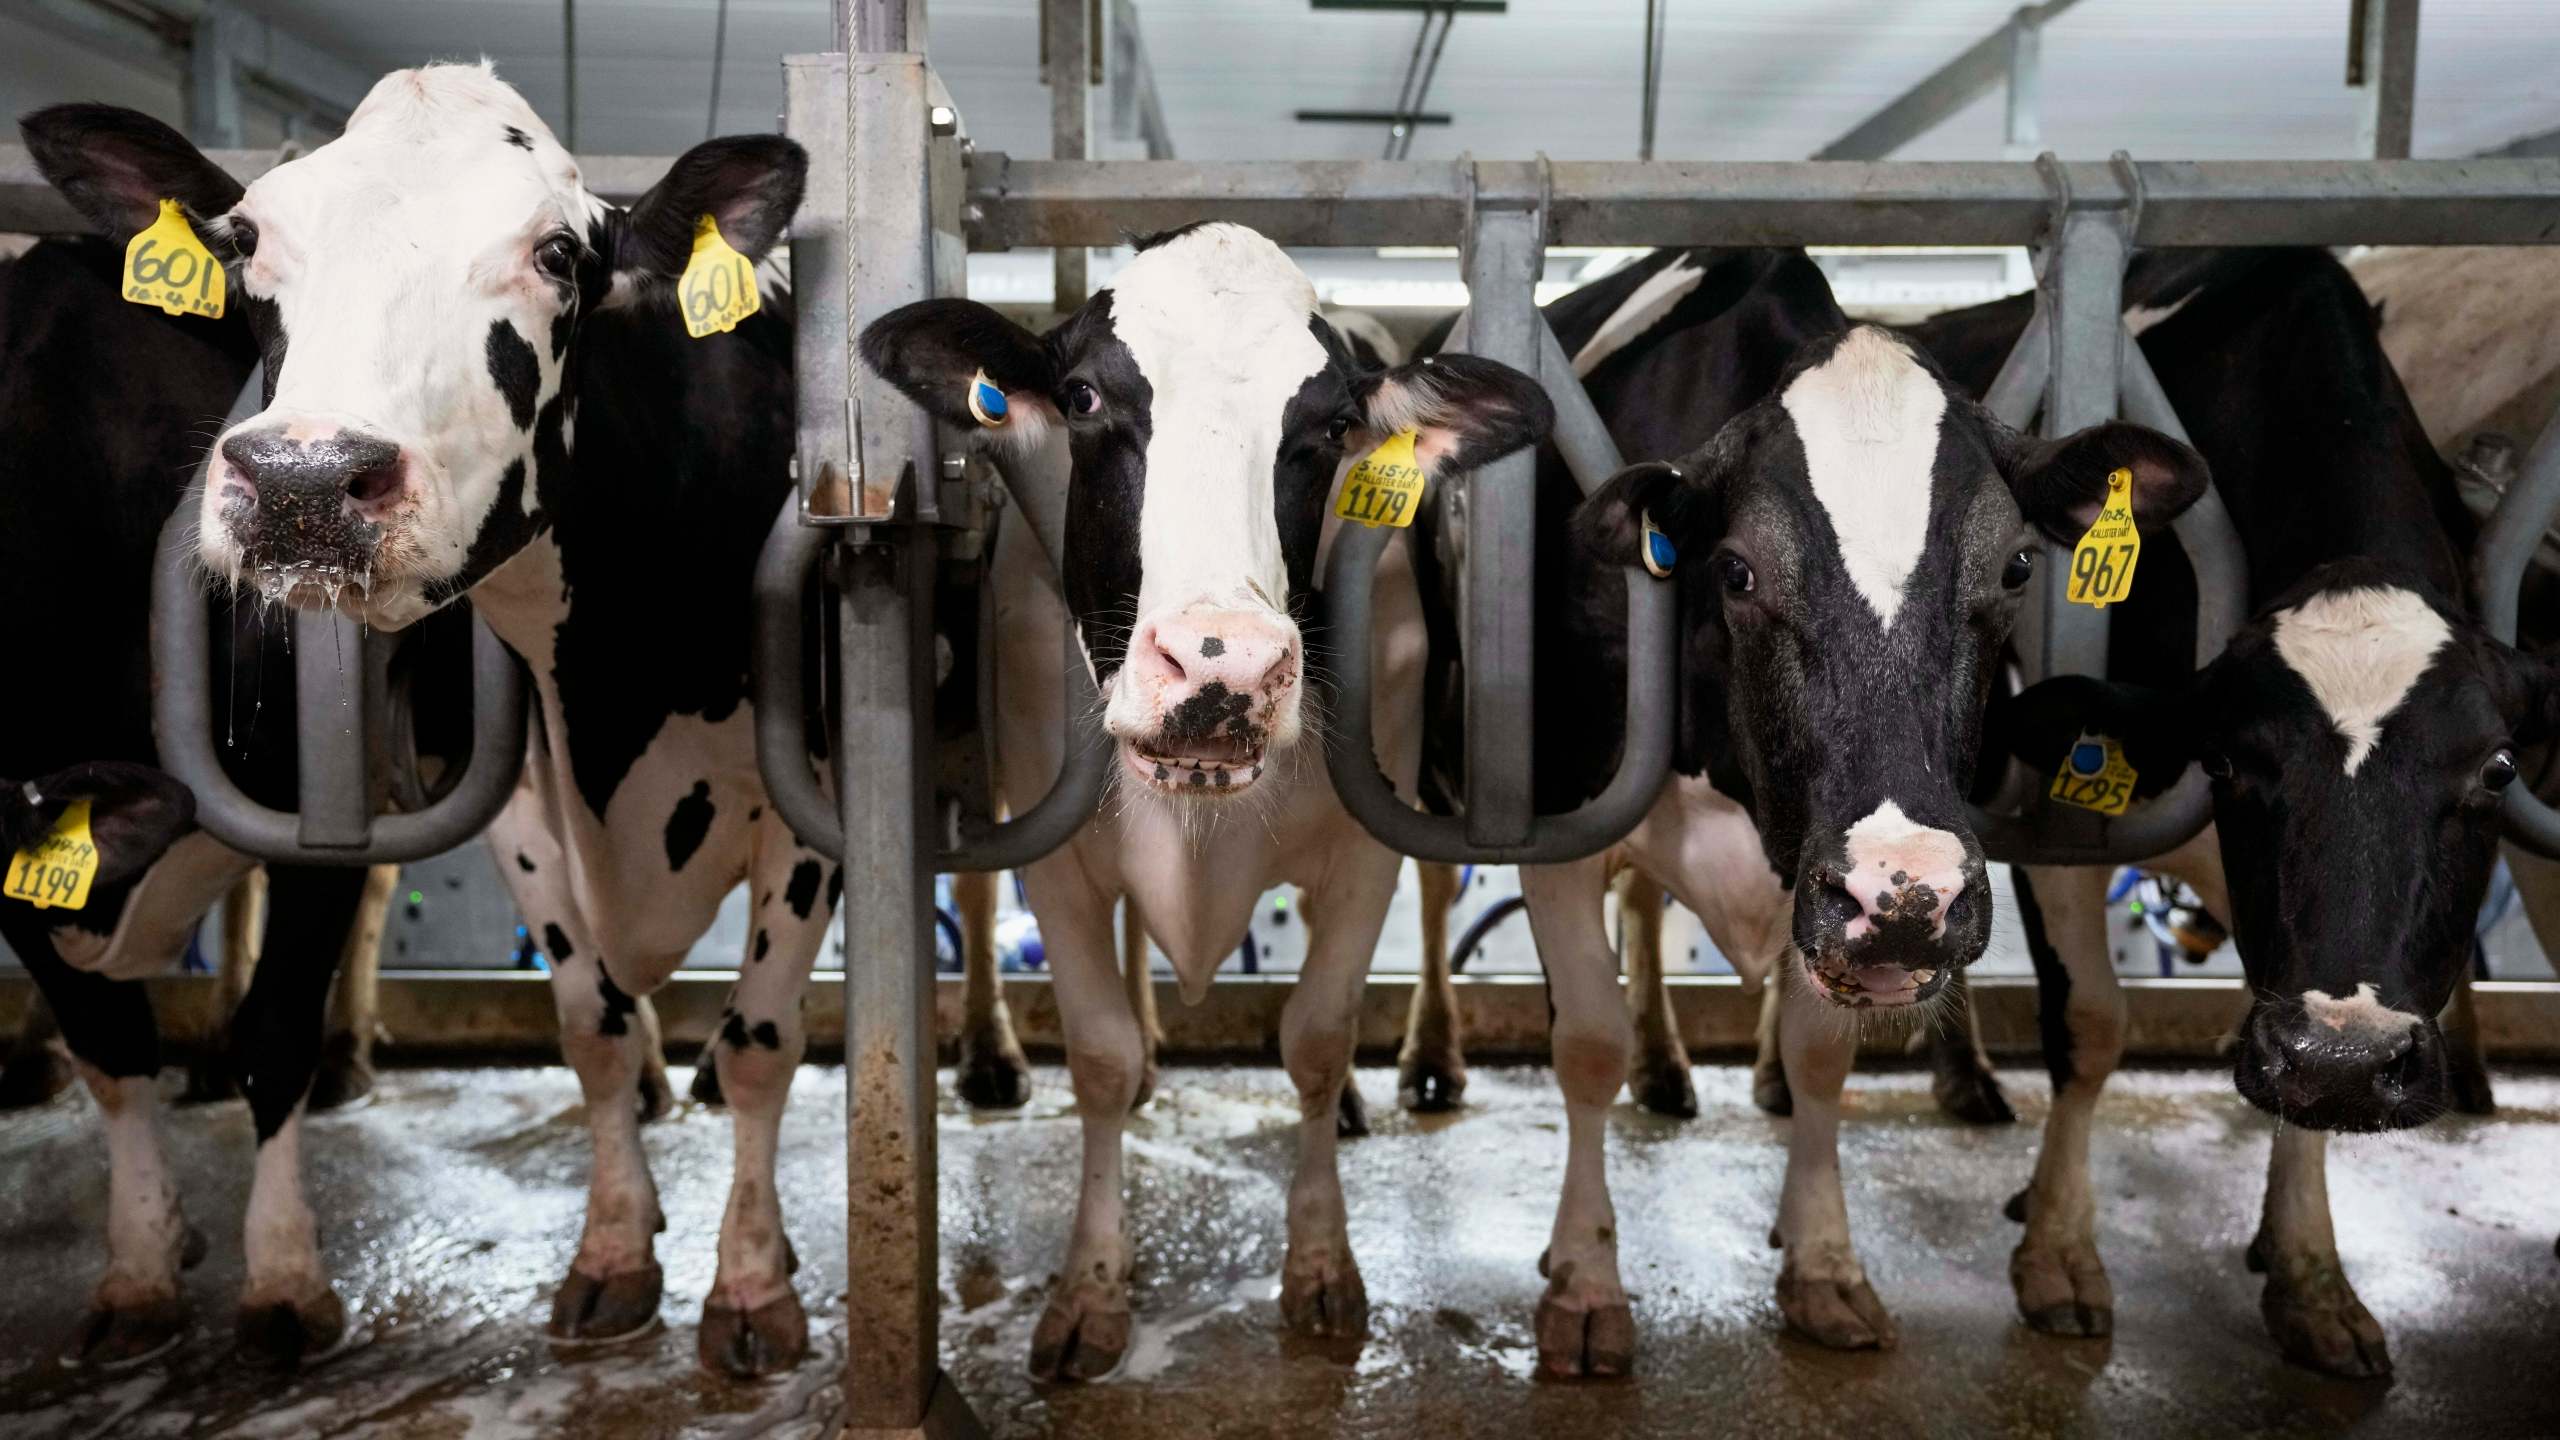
[1915,247,2557,1376]
[26,64,844,1377]
[861,221,1552,1380]
[1410,246,2203,1372]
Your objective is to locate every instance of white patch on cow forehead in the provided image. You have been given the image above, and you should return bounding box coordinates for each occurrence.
[1108,225,1327,616]
[1780,327,1947,626]
[2272,585,2452,776]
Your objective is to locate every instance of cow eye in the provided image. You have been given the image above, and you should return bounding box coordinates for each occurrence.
[2200,748,2234,781]
[228,218,260,259]
[1714,551,1754,595]
[2482,748,2519,791]
[535,233,579,281]
[1063,380,1103,417]
[1326,415,1353,444]
[2002,548,2035,588]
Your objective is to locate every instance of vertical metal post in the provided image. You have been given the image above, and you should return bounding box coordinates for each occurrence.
[1639,0,1667,161]
[186,2,244,147]
[290,609,371,849]
[2013,208,2123,692]
[1045,0,1089,309]
[561,0,578,150]
[1459,170,1544,850]
[2355,0,2419,159]
[2003,8,2042,159]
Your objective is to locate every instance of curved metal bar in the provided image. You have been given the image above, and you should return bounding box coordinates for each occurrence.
[2473,403,2560,858]
[1981,304,2051,430]
[1971,321,2248,866]
[149,493,527,865]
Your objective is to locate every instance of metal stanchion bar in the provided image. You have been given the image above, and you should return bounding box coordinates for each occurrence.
[1457,196,1542,850]
[2473,403,2560,859]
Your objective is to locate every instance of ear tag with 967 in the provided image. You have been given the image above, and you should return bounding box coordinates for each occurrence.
[2066,466,2140,608]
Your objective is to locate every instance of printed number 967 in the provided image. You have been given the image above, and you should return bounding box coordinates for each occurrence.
[2069,542,2136,600]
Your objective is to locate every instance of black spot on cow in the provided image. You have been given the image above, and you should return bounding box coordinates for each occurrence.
[753,928,770,962]
[517,852,536,872]
[549,310,572,361]
[503,125,534,151]
[486,319,541,430]
[1198,636,1225,658]
[1189,769,1206,787]
[750,1021,780,1050]
[597,971,638,1037]
[784,860,822,919]
[664,780,715,871]
[543,922,575,961]
[720,1008,750,1049]
[747,806,762,822]
[826,866,843,913]
[1163,680,1259,745]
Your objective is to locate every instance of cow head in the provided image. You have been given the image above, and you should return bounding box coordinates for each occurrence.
[2007,562,2558,1130]
[861,222,1549,802]
[22,64,804,628]
[1581,325,2207,1008]
[2,762,196,895]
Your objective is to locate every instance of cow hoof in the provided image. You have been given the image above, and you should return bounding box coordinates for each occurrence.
[2444,1054,2496,1116]
[2011,1236,2112,1337]
[2251,1242,2391,1378]
[181,1224,210,1271]
[236,1286,348,1366]
[1750,1064,1793,1117]
[1776,1250,1897,1351]
[177,1060,238,1106]
[306,1052,376,1114]
[2003,1188,2030,1224]
[1336,1081,1371,1139]
[0,1050,73,1109]
[1279,1250,1368,1338]
[1029,1282,1131,1383]
[61,1297,187,1371]
[548,1262,664,1344]
[699,1289,808,1378]
[689,1057,726,1109]
[1396,1052,1467,1113]
[1630,1056,1699,1120]
[1129,1054,1159,1111]
[956,1034,1033,1110]
[1932,1065,2016,1126]
[1533,1268,1635,1378]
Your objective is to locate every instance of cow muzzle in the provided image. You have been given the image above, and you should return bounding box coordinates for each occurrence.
[204,419,411,607]
[1793,807,1985,1008]
[2235,985,2445,1131]
[1110,604,1300,798]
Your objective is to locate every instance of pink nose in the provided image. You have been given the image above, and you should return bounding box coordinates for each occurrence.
[1125,606,1298,727]
[1837,803,1969,940]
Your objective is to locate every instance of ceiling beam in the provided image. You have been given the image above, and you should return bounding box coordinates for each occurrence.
[1811,2,2082,162]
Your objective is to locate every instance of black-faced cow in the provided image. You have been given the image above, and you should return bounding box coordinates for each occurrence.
[861,221,1552,1380]
[27,64,846,1378]
[1914,247,2556,1376]
[1413,246,2202,1372]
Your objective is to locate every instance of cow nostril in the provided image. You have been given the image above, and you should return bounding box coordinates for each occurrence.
[1153,639,1189,685]
[1808,876,1862,932]
[344,456,402,506]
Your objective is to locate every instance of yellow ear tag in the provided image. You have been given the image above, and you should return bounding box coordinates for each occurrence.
[2048,732,2138,817]
[1335,429,1426,529]
[121,199,225,320]
[6,798,100,911]
[679,215,758,339]
[2066,467,2140,608]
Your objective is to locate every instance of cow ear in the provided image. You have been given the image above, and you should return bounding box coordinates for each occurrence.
[2000,418,2208,546]
[1356,353,1553,477]
[860,298,1060,446]
[2,762,196,892]
[2484,641,2560,749]
[1572,458,1724,572]
[616,135,807,286]
[2000,674,2196,795]
[20,103,243,239]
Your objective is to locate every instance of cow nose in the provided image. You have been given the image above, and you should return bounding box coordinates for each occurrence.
[1127,607,1299,723]
[220,427,406,512]
[1833,802,1970,942]
[2243,1001,2436,1128]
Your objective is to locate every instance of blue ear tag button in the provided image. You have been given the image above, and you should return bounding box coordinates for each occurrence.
[1639,511,1678,579]
[2069,741,2107,778]
[966,369,1009,428]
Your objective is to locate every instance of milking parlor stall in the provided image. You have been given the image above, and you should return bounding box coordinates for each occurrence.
[8,0,2560,1436]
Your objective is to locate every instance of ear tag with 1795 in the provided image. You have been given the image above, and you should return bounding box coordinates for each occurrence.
[1335,429,1425,529]
[2049,733,2138,817]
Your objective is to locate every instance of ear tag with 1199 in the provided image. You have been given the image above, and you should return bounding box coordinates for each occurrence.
[5,797,99,911]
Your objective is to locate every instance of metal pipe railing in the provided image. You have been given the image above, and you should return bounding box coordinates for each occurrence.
[2473,403,2560,858]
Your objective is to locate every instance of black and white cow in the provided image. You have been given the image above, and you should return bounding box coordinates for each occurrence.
[862,221,1551,1380]
[26,65,841,1377]
[1913,247,2557,1376]
[1411,246,2203,1372]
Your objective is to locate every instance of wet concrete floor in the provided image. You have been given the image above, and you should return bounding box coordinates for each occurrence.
[1,1062,2555,1439]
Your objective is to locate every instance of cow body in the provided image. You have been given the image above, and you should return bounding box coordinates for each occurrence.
[1415,247,2203,1371]
[1913,248,2554,1376]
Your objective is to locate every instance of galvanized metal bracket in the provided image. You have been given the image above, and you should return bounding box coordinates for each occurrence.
[2472,400,2560,858]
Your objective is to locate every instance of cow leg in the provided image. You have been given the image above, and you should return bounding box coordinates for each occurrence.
[1771,970,1897,1349]
[1276,848,1396,1339]
[542,937,665,1344]
[0,911,197,1369]
[1396,859,1467,1113]
[231,864,367,1364]
[2004,863,2121,1338]
[0,990,71,1109]
[1024,864,1139,1382]
[1294,886,1369,1138]
[1519,858,1637,1378]
[2249,1126,2390,1377]
[696,840,833,1378]
[1926,969,2016,1125]
[950,869,1030,1109]
[1618,867,1697,1119]
[1120,895,1163,1110]
[1750,977,1792,1115]
[182,869,263,1104]
[308,864,394,1112]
